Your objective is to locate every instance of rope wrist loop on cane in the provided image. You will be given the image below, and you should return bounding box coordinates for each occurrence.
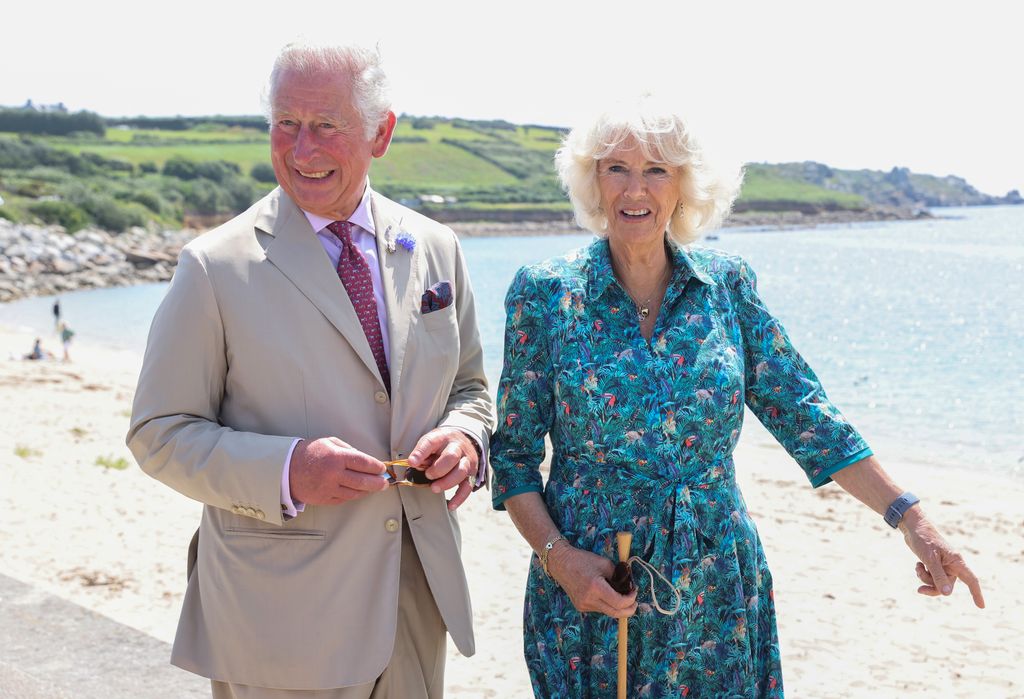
[627,555,684,616]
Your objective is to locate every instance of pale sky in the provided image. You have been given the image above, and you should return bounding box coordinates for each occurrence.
[5,0,1022,195]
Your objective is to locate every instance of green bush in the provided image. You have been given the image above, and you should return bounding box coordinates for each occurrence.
[182,178,231,215]
[195,160,240,182]
[85,196,147,231]
[250,162,277,183]
[163,156,198,180]
[29,200,90,231]
[139,161,158,174]
[131,190,165,214]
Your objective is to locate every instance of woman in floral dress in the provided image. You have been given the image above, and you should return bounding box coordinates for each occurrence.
[489,97,985,698]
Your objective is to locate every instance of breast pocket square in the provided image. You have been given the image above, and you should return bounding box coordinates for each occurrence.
[421,281,453,314]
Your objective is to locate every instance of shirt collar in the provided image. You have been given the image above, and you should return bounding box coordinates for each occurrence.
[586,235,715,301]
[301,181,376,236]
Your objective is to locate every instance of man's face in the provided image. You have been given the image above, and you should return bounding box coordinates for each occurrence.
[269,69,395,219]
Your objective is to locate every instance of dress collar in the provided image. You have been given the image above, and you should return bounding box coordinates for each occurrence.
[586,236,714,302]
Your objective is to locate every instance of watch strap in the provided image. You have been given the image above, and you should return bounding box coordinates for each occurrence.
[884,491,920,528]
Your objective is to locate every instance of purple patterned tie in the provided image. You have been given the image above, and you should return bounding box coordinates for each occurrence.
[327,221,390,393]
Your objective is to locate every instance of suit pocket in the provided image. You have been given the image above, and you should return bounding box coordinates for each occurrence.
[421,304,456,333]
[225,527,325,541]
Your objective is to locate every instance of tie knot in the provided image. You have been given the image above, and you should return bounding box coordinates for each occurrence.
[327,220,355,245]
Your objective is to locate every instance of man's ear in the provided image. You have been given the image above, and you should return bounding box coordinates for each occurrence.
[371,111,397,158]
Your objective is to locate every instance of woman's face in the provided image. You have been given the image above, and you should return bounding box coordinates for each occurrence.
[596,139,680,246]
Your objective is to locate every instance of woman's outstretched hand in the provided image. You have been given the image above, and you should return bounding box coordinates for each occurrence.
[900,509,985,608]
[547,542,638,618]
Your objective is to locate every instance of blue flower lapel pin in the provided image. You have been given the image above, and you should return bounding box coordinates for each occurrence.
[384,219,414,253]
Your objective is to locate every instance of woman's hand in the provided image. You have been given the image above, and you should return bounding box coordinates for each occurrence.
[831,456,985,609]
[547,542,638,618]
[900,507,985,608]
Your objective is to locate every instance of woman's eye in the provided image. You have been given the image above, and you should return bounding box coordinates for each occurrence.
[607,164,626,174]
[648,166,668,176]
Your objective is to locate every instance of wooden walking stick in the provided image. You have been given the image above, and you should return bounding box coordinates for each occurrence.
[616,531,632,699]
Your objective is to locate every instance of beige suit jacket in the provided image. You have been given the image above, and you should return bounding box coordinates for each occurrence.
[127,188,494,689]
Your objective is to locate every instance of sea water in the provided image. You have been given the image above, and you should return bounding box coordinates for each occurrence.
[2,205,1021,475]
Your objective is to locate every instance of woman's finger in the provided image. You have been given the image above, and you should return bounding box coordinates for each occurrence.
[925,548,953,595]
[950,558,986,609]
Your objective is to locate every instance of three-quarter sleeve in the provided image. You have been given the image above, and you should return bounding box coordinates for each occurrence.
[733,259,872,486]
[491,266,556,509]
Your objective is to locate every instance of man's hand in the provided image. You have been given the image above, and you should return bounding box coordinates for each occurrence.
[289,437,388,505]
[407,428,479,511]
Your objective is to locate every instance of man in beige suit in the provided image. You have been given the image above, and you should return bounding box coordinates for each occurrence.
[127,41,494,698]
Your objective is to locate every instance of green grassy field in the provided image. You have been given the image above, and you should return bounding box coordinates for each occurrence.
[372,141,520,188]
[741,167,866,208]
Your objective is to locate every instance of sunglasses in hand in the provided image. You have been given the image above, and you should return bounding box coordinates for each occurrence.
[383,459,436,487]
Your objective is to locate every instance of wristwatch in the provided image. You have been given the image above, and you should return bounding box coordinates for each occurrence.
[540,535,566,576]
[884,492,920,528]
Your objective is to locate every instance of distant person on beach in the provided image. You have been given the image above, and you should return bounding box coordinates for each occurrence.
[59,322,74,362]
[52,298,61,329]
[23,337,47,361]
[489,95,984,698]
[127,40,493,698]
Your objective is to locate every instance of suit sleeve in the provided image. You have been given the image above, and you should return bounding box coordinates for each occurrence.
[126,246,294,525]
[434,233,496,468]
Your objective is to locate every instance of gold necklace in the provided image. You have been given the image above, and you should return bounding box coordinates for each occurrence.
[624,265,672,322]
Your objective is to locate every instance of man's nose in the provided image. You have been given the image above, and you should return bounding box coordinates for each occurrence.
[292,125,318,162]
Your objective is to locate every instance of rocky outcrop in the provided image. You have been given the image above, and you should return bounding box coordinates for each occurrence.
[0,221,195,302]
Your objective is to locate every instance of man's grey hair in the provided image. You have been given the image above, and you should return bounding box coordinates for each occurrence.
[555,94,742,244]
[265,40,391,140]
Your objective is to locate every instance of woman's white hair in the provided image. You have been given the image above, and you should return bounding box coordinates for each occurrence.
[265,39,391,140]
[555,94,742,244]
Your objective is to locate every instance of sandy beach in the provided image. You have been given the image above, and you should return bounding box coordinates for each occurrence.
[1,326,1021,698]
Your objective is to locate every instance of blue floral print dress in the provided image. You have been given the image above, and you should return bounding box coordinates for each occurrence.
[491,238,871,698]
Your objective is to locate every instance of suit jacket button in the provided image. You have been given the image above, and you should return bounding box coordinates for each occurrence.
[374,391,388,404]
[384,518,400,533]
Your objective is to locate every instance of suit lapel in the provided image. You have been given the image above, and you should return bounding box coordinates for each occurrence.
[260,190,385,385]
[372,192,421,397]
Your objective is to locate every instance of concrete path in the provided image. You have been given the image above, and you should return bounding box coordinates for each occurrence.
[0,573,207,698]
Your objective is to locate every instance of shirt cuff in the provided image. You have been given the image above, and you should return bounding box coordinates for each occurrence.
[281,438,306,519]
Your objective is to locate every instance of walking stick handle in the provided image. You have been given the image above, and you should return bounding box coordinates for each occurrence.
[616,531,632,699]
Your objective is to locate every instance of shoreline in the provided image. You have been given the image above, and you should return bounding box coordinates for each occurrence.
[1,327,1021,697]
[0,206,932,303]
